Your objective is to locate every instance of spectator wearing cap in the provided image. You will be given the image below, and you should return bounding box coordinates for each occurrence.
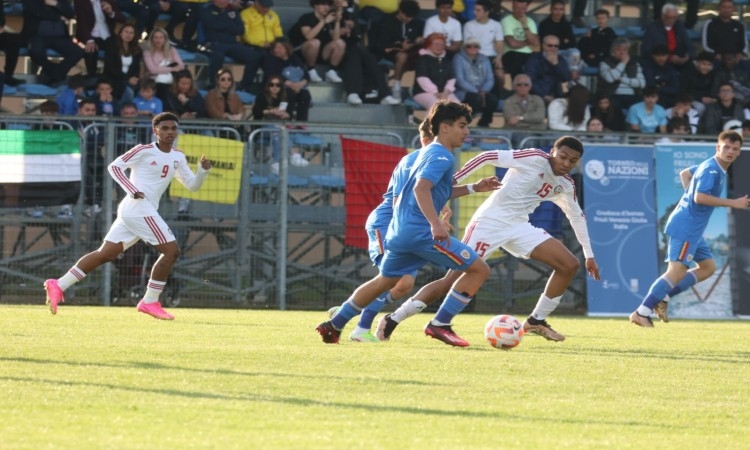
[454,38,497,127]
[642,44,681,108]
[626,85,668,133]
[412,33,459,110]
[500,0,539,80]
[698,82,745,135]
[641,3,695,72]
[525,35,572,105]
[241,0,283,51]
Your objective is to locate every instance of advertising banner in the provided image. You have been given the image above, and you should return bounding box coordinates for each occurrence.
[582,145,659,315]
[731,150,750,316]
[655,143,732,318]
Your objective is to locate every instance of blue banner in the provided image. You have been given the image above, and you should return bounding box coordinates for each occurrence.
[582,145,659,315]
[654,143,732,318]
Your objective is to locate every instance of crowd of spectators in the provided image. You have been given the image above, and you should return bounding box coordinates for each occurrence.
[3,0,750,139]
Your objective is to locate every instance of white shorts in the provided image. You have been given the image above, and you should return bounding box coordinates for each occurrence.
[462,220,552,260]
[104,216,175,250]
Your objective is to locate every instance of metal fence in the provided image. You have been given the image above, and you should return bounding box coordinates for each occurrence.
[0,116,721,313]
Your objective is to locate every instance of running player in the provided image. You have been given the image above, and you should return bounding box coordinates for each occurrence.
[43,112,212,320]
[378,135,601,345]
[316,100,501,344]
[630,130,748,327]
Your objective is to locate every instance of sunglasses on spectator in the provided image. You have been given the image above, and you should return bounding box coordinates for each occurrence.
[545,43,559,48]
[465,44,480,49]
[269,82,282,87]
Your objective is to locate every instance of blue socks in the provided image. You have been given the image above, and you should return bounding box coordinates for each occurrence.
[331,299,362,330]
[667,272,698,299]
[357,291,392,330]
[433,289,472,325]
[642,276,675,309]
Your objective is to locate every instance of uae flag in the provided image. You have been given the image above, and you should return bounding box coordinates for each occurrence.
[0,129,81,208]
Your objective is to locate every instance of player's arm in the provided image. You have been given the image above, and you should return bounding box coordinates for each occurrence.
[414,178,449,243]
[450,176,501,199]
[694,192,750,209]
[175,154,211,191]
[679,165,696,189]
[107,153,142,198]
[556,190,599,280]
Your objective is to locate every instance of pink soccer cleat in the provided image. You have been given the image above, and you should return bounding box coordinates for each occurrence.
[44,279,65,315]
[137,300,175,320]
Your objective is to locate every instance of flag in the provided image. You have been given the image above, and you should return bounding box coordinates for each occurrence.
[168,133,244,205]
[0,130,81,207]
[340,136,406,249]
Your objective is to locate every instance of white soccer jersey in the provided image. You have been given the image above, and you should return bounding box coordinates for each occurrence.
[108,142,209,217]
[454,148,594,258]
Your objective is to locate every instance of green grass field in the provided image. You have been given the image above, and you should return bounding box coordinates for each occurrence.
[2,305,749,449]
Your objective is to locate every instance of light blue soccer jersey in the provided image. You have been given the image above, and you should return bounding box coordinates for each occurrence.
[386,142,455,247]
[365,150,421,231]
[665,157,725,241]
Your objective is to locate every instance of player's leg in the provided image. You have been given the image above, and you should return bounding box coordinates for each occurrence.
[350,274,415,342]
[44,219,131,314]
[127,215,179,320]
[657,239,715,322]
[630,236,692,327]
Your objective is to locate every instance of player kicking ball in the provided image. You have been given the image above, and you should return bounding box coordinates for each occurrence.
[378,136,601,345]
[630,130,748,327]
[44,112,212,320]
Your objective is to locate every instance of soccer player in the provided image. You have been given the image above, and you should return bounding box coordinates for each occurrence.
[43,112,212,320]
[630,130,748,327]
[316,100,501,344]
[377,136,601,345]
[346,119,436,342]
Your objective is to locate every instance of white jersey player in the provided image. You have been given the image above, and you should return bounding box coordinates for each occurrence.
[44,112,212,320]
[377,135,601,345]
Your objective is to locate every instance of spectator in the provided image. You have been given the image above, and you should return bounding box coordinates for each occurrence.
[538,0,582,74]
[133,79,164,118]
[198,0,264,91]
[500,0,539,80]
[591,93,626,131]
[656,116,691,143]
[115,102,152,155]
[103,23,142,103]
[626,85,668,133]
[453,38,497,127]
[547,84,590,131]
[587,116,603,132]
[0,5,25,86]
[742,119,750,139]
[145,0,192,45]
[114,0,151,36]
[665,93,699,134]
[411,33,459,110]
[711,52,750,106]
[653,0,698,30]
[641,3,695,72]
[698,82,745,135]
[642,44,681,108]
[93,78,120,116]
[463,0,505,93]
[252,75,310,173]
[75,98,105,216]
[571,0,587,28]
[56,75,89,116]
[22,0,85,86]
[701,0,747,59]
[204,68,245,121]
[370,0,425,101]
[74,0,126,78]
[358,0,399,28]
[240,0,283,50]
[598,37,645,111]
[525,35,572,105]
[164,70,206,119]
[262,38,312,122]
[502,73,545,130]
[289,0,345,84]
[31,100,63,131]
[142,28,185,103]
[577,8,616,68]
[680,51,716,114]
[423,0,463,57]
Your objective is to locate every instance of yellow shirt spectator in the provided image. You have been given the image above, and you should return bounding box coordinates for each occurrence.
[240,1,283,48]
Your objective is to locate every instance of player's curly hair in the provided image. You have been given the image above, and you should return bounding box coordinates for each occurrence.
[153,112,179,127]
[426,100,473,137]
[554,135,584,154]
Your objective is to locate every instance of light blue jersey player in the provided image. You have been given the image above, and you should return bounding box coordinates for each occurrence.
[316,100,501,344]
[630,130,749,327]
[345,122,433,343]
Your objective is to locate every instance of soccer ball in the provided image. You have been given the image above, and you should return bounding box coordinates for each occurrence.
[484,314,525,349]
